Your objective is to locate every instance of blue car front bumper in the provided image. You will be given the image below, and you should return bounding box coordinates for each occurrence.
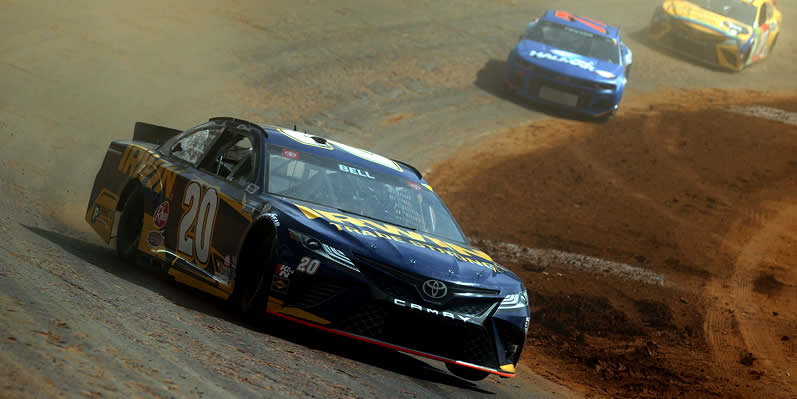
[504,58,623,117]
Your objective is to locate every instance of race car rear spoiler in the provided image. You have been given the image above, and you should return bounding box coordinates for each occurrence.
[133,122,182,146]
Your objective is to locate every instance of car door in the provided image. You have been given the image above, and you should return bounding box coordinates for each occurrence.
[151,120,264,298]
[189,123,265,290]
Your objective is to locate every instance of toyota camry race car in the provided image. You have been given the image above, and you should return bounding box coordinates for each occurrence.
[85,118,530,381]
[648,0,781,71]
[505,10,632,118]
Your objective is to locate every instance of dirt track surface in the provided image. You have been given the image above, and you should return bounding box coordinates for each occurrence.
[1,0,797,398]
[431,89,797,398]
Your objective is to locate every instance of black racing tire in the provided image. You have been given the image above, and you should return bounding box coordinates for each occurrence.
[445,363,490,381]
[116,185,145,263]
[231,240,275,317]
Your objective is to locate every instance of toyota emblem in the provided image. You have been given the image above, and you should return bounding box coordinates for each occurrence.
[422,280,448,299]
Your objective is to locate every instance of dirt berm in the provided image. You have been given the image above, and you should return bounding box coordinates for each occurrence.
[430,88,797,399]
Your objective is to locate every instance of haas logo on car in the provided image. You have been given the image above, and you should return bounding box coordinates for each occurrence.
[153,201,169,229]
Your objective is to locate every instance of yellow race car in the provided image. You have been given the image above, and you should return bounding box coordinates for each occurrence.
[649,0,781,71]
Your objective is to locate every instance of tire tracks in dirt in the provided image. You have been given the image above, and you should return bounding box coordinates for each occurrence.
[704,201,797,394]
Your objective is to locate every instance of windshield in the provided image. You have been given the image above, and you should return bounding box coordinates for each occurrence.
[689,0,757,26]
[267,146,467,243]
[524,21,620,64]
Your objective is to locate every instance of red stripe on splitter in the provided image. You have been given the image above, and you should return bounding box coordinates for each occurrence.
[266,310,516,378]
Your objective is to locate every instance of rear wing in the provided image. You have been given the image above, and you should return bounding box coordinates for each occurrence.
[133,122,182,146]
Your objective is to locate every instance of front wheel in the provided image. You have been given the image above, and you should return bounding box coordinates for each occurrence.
[116,186,145,263]
[445,363,489,381]
[231,240,274,317]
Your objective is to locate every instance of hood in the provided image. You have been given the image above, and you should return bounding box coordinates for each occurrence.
[275,197,524,295]
[517,40,624,81]
[662,0,753,41]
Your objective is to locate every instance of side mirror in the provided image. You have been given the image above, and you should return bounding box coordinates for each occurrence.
[172,142,183,153]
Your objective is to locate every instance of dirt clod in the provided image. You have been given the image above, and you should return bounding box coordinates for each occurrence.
[753,273,785,295]
[739,352,756,367]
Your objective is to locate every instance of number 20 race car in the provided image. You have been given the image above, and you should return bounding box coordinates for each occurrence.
[505,10,632,118]
[648,0,781,71]
[85,117,531,381]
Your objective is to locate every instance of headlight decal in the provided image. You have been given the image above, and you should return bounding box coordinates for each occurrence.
[289,229,359,272]
[595,70,616,79]
[498,289,529,310]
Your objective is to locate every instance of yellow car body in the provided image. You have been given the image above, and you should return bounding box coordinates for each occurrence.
[649,0,781,71]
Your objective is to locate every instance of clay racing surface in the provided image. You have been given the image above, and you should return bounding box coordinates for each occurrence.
[1,0,796,398]
[431,90,797,398]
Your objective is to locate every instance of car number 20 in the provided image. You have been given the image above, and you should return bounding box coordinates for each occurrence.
[178,182,218,265]
[297,256,320,275]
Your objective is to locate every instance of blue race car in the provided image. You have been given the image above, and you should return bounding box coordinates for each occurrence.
[505,10,633,118]
[85,117,530,381]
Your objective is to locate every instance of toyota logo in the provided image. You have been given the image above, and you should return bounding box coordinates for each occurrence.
[422,280,448,299]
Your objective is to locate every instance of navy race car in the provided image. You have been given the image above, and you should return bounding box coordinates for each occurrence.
[505,10,632,118]
[86,118,530,381]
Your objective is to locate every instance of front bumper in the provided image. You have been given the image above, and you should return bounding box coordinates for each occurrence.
[266,251,528,378]
[648,19,745,72]
[504,57,622,118]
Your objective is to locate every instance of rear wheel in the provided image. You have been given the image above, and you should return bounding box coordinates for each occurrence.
[116,186,145,263]
[445,363,489,381]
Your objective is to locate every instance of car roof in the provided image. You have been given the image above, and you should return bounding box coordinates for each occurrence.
[257,123,424,182]
[539,9,619,38]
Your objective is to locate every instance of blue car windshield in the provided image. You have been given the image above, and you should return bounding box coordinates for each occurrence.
[690,0,757,26]
[267,145,467,243]
[524,20,620,64]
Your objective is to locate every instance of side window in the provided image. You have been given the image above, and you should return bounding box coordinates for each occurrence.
[758,4,767,26]
[199,133,257,186]
[170,126,221,165]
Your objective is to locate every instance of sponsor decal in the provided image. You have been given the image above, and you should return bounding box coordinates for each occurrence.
[271,275,290,294]
[294,204,500,272]
[393,298,471,323]
[524,317,530,335]
[282,148,299,160]
[91,205,113,225]
[117,146,183,200]
[275,264,294,278]
[265,212,280,227]
[153,201,169,229]
[217,255,237,283]
[421,280,448,299]
[528,49,595,72]
[407,182,422,190]
[245,183,260,194]
[339,164,375,179]
[146,230,165,248]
